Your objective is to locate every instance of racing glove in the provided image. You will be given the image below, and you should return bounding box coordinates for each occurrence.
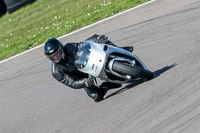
[85,77,95,87]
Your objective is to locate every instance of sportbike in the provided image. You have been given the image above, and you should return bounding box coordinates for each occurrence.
[75,41,154,86]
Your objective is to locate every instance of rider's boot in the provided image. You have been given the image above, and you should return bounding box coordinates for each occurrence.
[120,46,134,52]
[84,86,107,102]
[108,40,134,52]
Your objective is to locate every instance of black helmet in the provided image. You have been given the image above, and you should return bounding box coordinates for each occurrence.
[44,38,65,63]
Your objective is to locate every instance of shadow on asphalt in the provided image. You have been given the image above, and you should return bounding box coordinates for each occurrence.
[104,63,177,100]
[153,63,177,78]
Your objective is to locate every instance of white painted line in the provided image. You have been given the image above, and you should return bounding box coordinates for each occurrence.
[0,0,156,64]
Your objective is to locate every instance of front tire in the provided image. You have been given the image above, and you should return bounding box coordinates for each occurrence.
[112,61,154,80]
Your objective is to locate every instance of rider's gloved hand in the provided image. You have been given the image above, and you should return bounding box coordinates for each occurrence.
[85,77,95,87]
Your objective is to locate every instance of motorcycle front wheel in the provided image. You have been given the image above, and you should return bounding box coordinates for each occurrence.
[112,61,154,80]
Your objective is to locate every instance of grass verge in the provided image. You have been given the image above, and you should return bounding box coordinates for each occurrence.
[0,0,150,61]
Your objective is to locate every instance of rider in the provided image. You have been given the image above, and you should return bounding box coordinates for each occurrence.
[44,34,133,102]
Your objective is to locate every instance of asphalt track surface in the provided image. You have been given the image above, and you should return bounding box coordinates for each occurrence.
[1,0,200,132]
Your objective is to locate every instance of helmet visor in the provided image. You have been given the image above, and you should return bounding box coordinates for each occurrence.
[47,47,63,63]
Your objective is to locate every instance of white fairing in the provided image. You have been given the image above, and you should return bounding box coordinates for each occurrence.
[75,41,148,83]
[75,41,106,77]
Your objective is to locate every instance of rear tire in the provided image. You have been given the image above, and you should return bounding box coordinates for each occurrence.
[112,61,154,80]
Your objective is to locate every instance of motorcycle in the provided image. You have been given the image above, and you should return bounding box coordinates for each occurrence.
[75,41,154,86]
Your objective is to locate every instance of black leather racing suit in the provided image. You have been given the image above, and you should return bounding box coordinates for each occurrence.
[51,35,121,102]
[51,42,89,89]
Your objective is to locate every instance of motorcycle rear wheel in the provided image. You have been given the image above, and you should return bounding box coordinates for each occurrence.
[112,61,154,80]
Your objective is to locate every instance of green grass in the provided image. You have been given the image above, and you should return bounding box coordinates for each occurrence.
[0,0,150,61]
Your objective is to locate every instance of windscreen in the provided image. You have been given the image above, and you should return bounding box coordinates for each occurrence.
[75,41,91,69]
